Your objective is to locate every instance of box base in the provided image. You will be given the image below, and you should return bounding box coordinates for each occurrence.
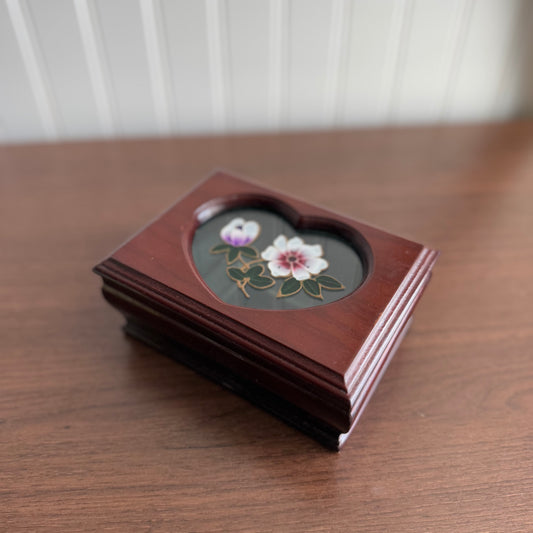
[123,315,412,450]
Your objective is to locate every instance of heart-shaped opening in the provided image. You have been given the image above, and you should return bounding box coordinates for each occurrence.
[191,195,372,310]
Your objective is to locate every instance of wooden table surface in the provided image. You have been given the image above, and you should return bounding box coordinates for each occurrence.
[1,122,532,532]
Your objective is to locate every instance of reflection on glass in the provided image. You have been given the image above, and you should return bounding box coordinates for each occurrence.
[192,208,365,310]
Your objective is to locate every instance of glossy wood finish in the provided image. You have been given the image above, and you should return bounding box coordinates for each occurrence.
[2,122,532,530]
[94,172,438,447]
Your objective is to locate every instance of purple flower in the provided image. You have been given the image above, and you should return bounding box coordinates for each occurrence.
[220,217,260,247]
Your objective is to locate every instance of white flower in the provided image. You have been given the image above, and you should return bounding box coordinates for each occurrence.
[261,235,328,281]
[220,217,260,246]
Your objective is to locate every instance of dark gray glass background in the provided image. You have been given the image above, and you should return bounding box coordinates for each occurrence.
[192,207,365,310]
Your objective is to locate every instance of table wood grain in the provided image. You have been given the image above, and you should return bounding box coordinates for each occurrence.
[1,122,532,532]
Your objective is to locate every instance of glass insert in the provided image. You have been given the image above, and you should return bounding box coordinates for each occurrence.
[192,207,365,310]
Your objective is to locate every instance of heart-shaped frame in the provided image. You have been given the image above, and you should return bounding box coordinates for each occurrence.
[191,194,372,310]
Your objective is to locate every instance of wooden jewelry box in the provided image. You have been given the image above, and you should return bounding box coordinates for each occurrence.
[94,171,439,450]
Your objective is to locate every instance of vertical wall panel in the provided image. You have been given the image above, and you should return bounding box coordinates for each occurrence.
[139,0,176,134]
[445,0,519,122]
[27,0,100,139]
[97,0,158,137]
[323,0,351,127]
[391,0,464,124]
[268,0,288,130]
[74,0,118,136]
[226,0,270,132]
[287,0,333,129]
[375,0,414,123]
[205,0,230,132]
[162,0,212,134]
[491,0,533,120]
[341,1,397,127]
[433,0,473,122]
[0,1,47,141]
[516,1,533,117]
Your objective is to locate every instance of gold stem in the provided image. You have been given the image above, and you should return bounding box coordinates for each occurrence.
[240,258,263,271]
[237,279,250,298]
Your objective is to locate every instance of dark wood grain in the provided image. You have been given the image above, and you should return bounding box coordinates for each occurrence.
[1,122,532,531]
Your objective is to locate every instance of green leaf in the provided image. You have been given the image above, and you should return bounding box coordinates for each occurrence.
[316,275,344,290]
[303,279,322,299]
[227,246,240,264]
[278,277,302,298]
[227,267,245,281]
[239,246,258,259]
[248,275,274,289]
[246,265,263,278]
[210,243,230,254]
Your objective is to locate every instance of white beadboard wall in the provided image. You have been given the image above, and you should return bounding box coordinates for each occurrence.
[1,0,532,143]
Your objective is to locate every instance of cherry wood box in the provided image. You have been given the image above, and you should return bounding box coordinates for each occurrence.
[94,172,438,450]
